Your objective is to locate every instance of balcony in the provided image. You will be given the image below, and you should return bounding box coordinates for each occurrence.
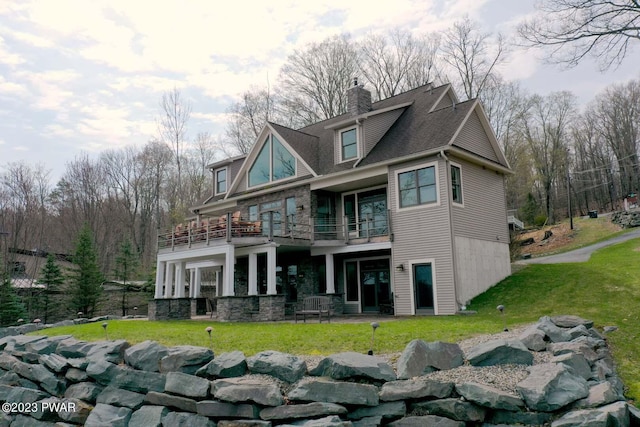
[157,210,393,250]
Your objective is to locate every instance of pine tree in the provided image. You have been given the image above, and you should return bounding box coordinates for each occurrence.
[0,273,27,327]
[39,253,65,323]
[114,238,139,316]
[70,224,103,317]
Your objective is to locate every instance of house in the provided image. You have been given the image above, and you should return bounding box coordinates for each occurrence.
[150,81,512,321]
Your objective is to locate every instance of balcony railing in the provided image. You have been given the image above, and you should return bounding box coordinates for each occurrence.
[158,210,392,250]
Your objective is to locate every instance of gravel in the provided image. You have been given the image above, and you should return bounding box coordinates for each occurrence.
[298,324,553,396]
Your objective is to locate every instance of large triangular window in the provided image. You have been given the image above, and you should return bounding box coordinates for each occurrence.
[248,134,296,187]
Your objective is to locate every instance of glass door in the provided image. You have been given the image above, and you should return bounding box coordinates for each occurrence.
[360,259,390,312]
[413,263,434,312]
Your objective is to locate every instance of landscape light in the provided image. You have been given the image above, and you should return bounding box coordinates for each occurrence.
[497,305,508,332]
[368,322,380,355]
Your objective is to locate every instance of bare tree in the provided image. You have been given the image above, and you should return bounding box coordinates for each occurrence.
[358,29,441,100]
[279,34,359,124]
[184,132,220,205]
[158,88,191,204]
[440,16,507,100]
[591,79,640,198]
[571,113,617,213]
[480,77,532,212]
[519,91,578,222]
[225,86,280,155]
[518,0,640,70]
[138,140,173,267]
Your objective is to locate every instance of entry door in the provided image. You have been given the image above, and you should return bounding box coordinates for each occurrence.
[360,259,390,312]
[413,263,434,312]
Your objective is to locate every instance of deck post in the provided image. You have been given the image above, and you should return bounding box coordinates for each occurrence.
[154,261,165,298]
[325,254,335,294]
[222,245,235,296]
[164,262,174,298]
[266,245,277,295]
[248,253,258,296]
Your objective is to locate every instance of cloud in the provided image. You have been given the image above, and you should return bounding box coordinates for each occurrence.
[0,36,26,66]
[0,75,28,96]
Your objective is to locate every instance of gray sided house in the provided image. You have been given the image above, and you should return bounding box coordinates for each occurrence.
[151,82,512,321]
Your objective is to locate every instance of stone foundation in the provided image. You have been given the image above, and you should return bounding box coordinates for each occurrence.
[148,298,192,321]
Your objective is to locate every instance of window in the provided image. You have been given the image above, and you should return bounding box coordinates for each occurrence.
[345,261,358,301]
[285,197,296,232]
[340,128,357,161]
[248,134,295,187]
[398,165,437,208]
[215,168,227,194]
[451,165,463,204]
[261,200,282,237]
[248,205,258,221]
[342,188,388,237]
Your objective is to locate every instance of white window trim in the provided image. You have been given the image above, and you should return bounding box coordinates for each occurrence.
[408,258,438,315]
[394,161,440,212]
[247,134,297,189]
[215,167,228,195]
[338,125,359,163]
[450,162,464,207]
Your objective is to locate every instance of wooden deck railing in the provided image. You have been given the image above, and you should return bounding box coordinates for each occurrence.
[158,210,392,250]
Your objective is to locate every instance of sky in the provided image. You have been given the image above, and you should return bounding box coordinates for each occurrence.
[1,0,639,183]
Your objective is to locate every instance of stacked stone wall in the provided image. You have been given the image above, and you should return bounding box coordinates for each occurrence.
[0,315,639,426]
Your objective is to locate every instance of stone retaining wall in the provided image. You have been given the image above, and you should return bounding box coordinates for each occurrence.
[1,315,639,426]
[611,210,640,228]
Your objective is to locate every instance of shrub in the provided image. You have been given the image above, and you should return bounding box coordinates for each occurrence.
[533,215,548,227]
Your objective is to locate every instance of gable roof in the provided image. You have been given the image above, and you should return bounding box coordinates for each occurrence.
[211,82,510,204]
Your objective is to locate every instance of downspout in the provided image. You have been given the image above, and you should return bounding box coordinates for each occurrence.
[353,118,364,168]
[440,150,460,314]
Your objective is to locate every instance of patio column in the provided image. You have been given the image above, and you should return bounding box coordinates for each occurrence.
[222,246,235,296]
[215,269,222,296]
[325,254,335,294]
[164,262,174,298]
[189,269,196,298]
[266,245,277,295]
[174,261,186,298]
[154,260,165,298]
[193,267,202,298]
[248,253,258,296]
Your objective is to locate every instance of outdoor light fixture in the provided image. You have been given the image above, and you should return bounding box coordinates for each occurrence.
[395,264,404,272]
[497,304,508,332]
[206,326,213,352]
[368,322,380,355]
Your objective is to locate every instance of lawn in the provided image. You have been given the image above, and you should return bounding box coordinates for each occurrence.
[34,236,640,403]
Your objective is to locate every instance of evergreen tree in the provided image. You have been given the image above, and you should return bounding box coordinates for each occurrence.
[114,238,139,316]
[0,273,27,327]
[70,224,103,317]
[39,253,65,323]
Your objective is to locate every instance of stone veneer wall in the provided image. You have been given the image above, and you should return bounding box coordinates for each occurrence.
[1,315,639,426]
[148,298,191,321]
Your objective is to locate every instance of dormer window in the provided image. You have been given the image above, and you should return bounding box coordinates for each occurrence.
[215,168,227,194]
[248,134,296,187]
[340,126,358,162]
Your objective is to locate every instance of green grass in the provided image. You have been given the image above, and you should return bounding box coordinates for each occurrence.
[33,236,640,403]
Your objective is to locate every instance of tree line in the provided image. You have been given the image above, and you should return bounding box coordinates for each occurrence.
[1,3,639,322]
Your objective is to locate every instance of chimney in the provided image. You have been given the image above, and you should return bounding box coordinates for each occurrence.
[347,78,372,116]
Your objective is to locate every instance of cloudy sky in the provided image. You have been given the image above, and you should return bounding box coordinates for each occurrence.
[1,0,639,182]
